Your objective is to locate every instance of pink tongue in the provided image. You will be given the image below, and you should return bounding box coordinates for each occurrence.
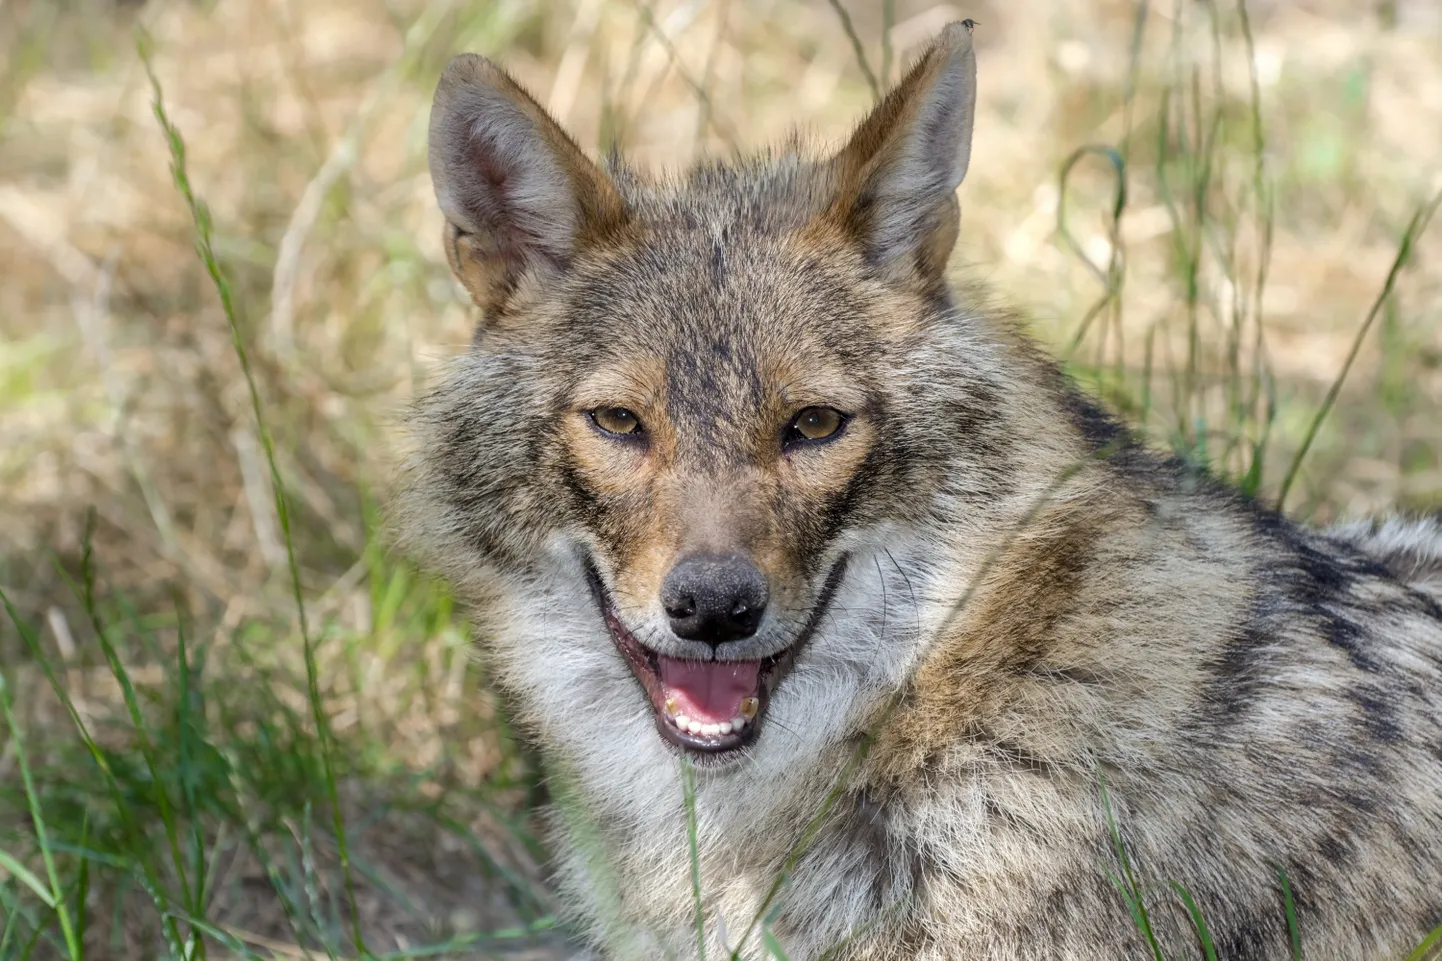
[657,656,760,724]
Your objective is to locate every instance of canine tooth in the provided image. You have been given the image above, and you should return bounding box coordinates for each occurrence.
[701,723,720,737]
[739,697,759,720]
[665,696,679,716]
[719,721,733,735]
[675,713,691,730]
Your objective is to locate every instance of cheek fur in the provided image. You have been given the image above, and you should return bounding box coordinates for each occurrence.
[779,423,878,546]
[553,417,676,601]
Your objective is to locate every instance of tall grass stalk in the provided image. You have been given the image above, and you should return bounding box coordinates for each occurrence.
[1057,144,1128,354]
[1100,775,1164,961]
[136,32,367,958]
[824,0,880,102]
[633,3,739,152]
[173,601,209,935]
[1277,866,1303,959]
[67,512,202,958]
[879,0,895,86]
[1168,882,1219,961]
[1276,189,1442,509]
[682,758,707,961]
[0,657,81,960]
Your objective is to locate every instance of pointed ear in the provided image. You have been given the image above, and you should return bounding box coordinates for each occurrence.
[826,22,977,279]
[428,54,628,315]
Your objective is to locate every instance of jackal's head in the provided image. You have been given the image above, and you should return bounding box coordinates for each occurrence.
[411,24,1011,767]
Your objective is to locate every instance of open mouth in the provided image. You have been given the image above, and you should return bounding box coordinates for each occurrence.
[584,556,848,755]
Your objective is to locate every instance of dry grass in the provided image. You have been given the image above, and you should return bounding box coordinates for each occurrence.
[2,0,1441,957]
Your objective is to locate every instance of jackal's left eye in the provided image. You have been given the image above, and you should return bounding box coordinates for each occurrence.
[785,406,847,447]
[590,406,643,436]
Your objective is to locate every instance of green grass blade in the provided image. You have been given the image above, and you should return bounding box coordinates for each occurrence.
[1099,775,1164,961]
[136,32,367,958]
[762,926,793,961]
[0,650,80,958]
[0,883,20,957]
[371,916,557,960]
[724,745,862,960]
[682,758,707,961]
[74,814,90,961]
[173,599,209,941]
[1236,0,1276,439]
[1276,189,1442,509]
[157,912,266,961]
[1406,922,1442,961]
[0,851,56,910]
[1105,869,1160,960]
[1277,866,1302,959]
[1168,882,1217,961]
[18,914,48,960]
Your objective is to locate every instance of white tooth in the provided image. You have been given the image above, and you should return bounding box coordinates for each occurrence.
[719,721,733,735]
[731,716,746,730]
[701,723,720,737]
[687,720,704,735]
[675,714,691,730]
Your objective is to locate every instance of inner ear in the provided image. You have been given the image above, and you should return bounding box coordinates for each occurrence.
[428,54,629,317]
[825,21,977,277]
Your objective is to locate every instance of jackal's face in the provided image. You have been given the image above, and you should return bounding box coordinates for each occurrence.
[415,25,986,763]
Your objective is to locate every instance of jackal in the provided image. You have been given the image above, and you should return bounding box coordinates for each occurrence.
[397,21,1442,960]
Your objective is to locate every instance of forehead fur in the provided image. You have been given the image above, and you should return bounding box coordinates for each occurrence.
[607,145,835,233]
[518,146,938,380]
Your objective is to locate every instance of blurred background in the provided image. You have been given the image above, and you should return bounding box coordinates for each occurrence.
[2,0,1441,957]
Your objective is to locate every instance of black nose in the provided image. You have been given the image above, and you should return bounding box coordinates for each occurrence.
[661,552,770,645]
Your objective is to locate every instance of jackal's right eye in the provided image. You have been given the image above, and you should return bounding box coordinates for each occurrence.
[784,406,847,448]
[590,406,643,437]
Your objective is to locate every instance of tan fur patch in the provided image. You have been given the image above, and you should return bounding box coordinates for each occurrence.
[867,501,1109,782]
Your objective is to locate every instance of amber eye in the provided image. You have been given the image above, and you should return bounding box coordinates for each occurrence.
[786,406,847,446]
[591,406,643,436]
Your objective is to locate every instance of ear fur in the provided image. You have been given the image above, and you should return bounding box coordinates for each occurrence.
[428,54,628,315]
[827,21,978,278]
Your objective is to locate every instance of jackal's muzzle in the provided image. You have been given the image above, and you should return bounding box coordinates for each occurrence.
[585,553,848,758]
